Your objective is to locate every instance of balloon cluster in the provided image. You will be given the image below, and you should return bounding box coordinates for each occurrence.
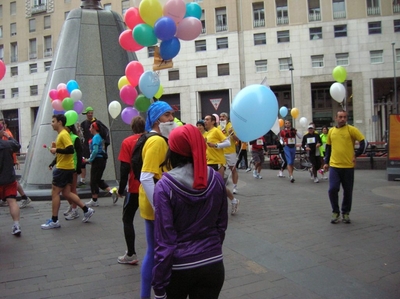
[48,80,82,126]
[330,66,347,103]
[278,106,309,128]
[0,60,6,81]
[119,0,202,61]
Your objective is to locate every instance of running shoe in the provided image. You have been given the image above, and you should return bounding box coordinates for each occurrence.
[231,199,240,215]
[86,199,99,207]
[331,213,340,224]
[65,210,80,220]
[12,224,21,236]
[41,219,61,230]
[342,214,351,224]
[118,252,139,265]
[314,177,319,183]
[63,205,72,216]
[19,197,32,208]
[82,208,95,223]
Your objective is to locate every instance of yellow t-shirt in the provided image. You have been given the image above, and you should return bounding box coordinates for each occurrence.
[139,135,169,220]
[218,122,236,154]
[327,125,365,168]
[205,127,226,165]
[56,129,74,170]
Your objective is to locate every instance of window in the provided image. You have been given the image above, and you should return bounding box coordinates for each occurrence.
[10,23,17,36]
[276,0,289,25]
[336,53,349,66]
[308,0,321,21]
[148,46,155,58]
[216,7,227,32]
[122,1,130,15]
[44,15,51,29]
[10,42,17,62]
[30,63,38,74]
[255,60,268,72]
[104,3,112,11]
[0,26,2,38]
[216,37,228,49]
[30,85,38,96]
[168,70,179,81]
[278,58,291,70]
[0,45,3,60]
[394,20,400,33]
[395,1,400,13]
[368,21,381,34]
[32,0,47,14]
[311,55,324,68]
[196,66,207,78]
[277,30,290,43]
[0,90,4,99]
[29,19,36,32]
[254,33,266,45]
[11,66,18,76]
[195,40,206,52]
[44,61,51,71]
[44,36,52,57]
[310,27,322,39]
[370,50,383,64]
[200,10,206,34]
[11,88,19,98]
[332,0,346,19]
[29,39,37,59]
[334,24,347,37]
[396,49,400,62]
[0,5,2,18]
[253,2,265,27]
[217,63,229,76]
[367,0,380,15]
[10,2,16,16]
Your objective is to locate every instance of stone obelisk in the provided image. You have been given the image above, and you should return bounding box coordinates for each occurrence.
[21,1,136,196]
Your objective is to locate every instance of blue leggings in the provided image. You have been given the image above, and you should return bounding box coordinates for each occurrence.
[141,219,154,299]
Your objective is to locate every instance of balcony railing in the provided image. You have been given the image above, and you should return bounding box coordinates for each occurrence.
[44,48,52,57]
[253,19,265,28]
[367,6,380,15]
[277,16,289,25]
[333,11,346,19]
[308,12,321,22]
[32,4,47,14]
[394,4,400,13]
[201,27,206,34]
[216,25,227,32]
[11,55,18,62]
[29,52,37,59]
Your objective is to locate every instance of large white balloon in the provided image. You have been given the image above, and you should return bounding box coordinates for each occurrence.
[330,83,346,103]
[108,101,122,119]
[299,117,308,128]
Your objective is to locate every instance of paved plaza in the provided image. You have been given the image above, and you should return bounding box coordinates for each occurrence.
[0,168,399,299]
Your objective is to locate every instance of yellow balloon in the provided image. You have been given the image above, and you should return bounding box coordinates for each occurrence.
[118,76,130,90]
[291,108,299,119]
[154,85,163,99]
[139,0,163,27]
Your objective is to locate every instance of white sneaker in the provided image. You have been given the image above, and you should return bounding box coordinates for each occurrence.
[12,224,21,236]
[82,208,95,223]
[277,171,285,178]
[118,252,139,265]
[233,187,237,194]
[41,219,61,230]
[256,174,262,179]
[245,168,251,172]
[19,197,32,208]
[86,199,99,207]
[314,177,319,183]
[65,210,80,220]
[253,170,257,178]
[231,199,240,215]
[63,205,72,216]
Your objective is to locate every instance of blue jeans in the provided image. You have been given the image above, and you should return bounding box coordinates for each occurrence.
[328,167,354,215]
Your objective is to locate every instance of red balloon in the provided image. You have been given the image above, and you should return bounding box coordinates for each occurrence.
[124,7,144,30]
[125,61,144,87]
[57,88,69,100]
[119,29,144,52]
[0,60,6,81]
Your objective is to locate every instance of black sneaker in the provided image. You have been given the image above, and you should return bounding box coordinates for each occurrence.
[77,182,86,188]
[331,213,340,224]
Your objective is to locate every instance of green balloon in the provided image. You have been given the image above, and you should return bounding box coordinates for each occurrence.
[332,66,347,83]
[65,110,78,126]
[135,94,151,112]
[133,24,157,47]
[62,97,74,111]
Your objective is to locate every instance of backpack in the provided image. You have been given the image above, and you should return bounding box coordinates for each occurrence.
[269,155,281,169]
[131,132,168,182]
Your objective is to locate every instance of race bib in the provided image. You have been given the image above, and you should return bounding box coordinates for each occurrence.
[287,138,295,145]
[306,137,316,144]
[256,139,263,145]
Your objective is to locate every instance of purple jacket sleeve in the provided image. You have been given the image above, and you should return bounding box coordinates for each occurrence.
[215,174,228,244]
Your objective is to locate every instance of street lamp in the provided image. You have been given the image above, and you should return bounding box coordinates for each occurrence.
[392,42,398,114]
[288,54,295,125]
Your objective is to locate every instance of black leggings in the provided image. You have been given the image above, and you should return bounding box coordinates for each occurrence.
[166,261,225,299]
[90,157,109,195]
[235,149,248,169]
[122,193,139,256]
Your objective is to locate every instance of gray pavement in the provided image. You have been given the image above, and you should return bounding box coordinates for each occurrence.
[1,168,399,299]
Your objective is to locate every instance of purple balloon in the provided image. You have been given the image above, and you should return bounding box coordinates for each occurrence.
[74,100,84,114]
[121,107,140,125]
[53,109,65,115]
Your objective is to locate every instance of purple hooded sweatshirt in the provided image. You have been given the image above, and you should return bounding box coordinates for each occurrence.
[152,164,228,298]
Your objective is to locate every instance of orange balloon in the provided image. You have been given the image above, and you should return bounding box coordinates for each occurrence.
[291,108,299,119]
[279,119,284,127]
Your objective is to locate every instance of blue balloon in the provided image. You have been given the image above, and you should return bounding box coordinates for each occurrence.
[159,37,181,61]
[230,85,278,142]
[66,80,79,94]
[139,71,160,99]
[154,17,176,41]
[53,109,65,115]
[279,106,288,118]
[185,3,202,19]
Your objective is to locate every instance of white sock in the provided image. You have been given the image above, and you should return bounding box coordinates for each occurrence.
[233,184,237,188]
[232,198,238,204]
[14,221,20,226]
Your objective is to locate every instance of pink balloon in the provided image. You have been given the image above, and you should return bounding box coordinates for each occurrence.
[0,60,6,81]
[57,83,66,91]
[124,7,144,30]
[125,61,144,87]
[176,17,202,41]
[119,29,144,52]
[73,100,84,114]
[120,85,138,106]
[121,107,140,125]
[163,0,186,24]
[52,99,63,111]
[49,89,58,101]
[58,88,69,100]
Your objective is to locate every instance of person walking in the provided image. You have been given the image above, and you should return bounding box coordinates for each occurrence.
[0,122,22,235]
[301,124,322,183]
[235,140,250,172]
[323,110,367,224]
[116,116,145,265]
[152,124,228,299]
[250,136,267,179]
[318,126,329,180]
[41,114,94,229]
[280,120,302,183]
[276,136,288,178]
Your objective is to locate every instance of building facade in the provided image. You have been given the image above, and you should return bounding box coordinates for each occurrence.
[0,0,399,150]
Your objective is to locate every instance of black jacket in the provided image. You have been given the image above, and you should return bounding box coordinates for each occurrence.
[0,137,21,185]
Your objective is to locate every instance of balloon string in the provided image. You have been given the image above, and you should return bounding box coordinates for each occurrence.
[110,119,115,129]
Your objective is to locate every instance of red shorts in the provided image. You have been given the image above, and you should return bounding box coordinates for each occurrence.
[0,181,18,200]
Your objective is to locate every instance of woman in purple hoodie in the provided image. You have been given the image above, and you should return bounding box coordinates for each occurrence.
[152,124,228,299]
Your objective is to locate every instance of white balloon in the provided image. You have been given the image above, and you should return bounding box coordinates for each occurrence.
[271,117,280,135]
[299,117,308,128]
[330,82,346,103]
[108,101,122,119]
[70,89,82,102]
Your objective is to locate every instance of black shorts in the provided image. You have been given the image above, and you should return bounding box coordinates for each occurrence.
[208,164,222,171]
[52,168,75,188]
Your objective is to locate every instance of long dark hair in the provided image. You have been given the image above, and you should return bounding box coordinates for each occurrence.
[160,149,193,171]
